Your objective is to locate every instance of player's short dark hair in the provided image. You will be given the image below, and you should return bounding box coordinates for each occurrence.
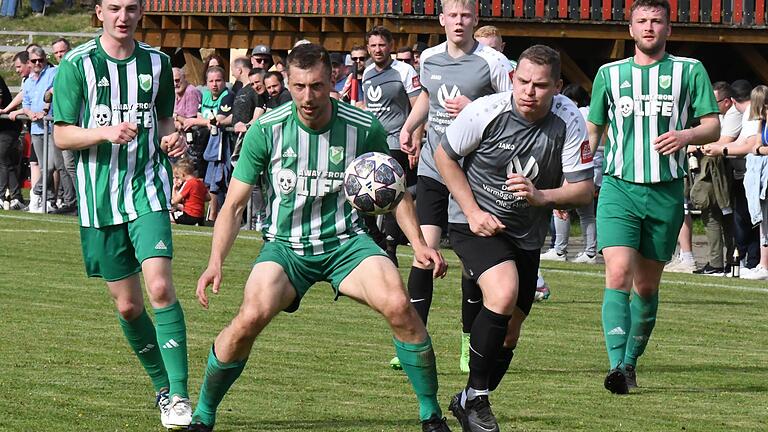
[561,84,589,107]
[630,0,671,23]
[518,44,561,81]
[205,66,225,79]
[350,45,367,54]
[286,43,332,79]
[366,26,394,44]
[265,71,284,85]
[396,46,413,55]
[13,51,29,63]
[232,57,251,72]
[712,81,733,99]
[731,79,753,103]
[249,68,266,79]
[52,38,71,49]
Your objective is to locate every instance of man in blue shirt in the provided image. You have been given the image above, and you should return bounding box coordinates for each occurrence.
[22,46,75,213]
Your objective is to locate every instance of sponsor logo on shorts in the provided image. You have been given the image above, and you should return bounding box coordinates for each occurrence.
[607,326,626,336]
[154,240,168,250]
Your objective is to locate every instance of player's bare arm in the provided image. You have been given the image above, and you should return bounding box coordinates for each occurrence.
[654,113,720,155]
[196,178,253,308]
[434,144,505,237]
[587,121,606,154]
[408,95,425,168]
[54,121,138,150]
[506,174,594,209]
[400,90,429,154]
[394,192,447,278]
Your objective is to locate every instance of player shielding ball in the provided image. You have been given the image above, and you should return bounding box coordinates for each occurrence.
[189,44,451,432]
[435,45,594,432]
[587,0,719,394]
[52,0,192,429]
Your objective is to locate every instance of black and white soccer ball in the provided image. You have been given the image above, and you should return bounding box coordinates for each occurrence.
[343,152,406,215]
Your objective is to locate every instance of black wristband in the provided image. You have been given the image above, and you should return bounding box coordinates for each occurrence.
[756,146,763,156]
[723,146,729,157]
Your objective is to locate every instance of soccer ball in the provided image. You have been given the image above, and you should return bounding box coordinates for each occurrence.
[343,152,406,215]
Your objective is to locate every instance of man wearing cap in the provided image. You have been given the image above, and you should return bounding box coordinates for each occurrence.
[251,45,274,71]
[330,53,348,93]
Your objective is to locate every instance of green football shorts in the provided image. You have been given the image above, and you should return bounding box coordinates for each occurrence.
[80,211,174,282]
[255,234,388,313]
[597,175,684,262]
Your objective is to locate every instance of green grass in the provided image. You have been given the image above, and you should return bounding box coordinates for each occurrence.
[1,212,767,431]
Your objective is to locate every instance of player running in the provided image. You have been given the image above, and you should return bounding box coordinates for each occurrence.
[52,0,192,429]
[399,0,513,373]
[587,0,719,394]
[435,44,594,432]
[188,43,451,432]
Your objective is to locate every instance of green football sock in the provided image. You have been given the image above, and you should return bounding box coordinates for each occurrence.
[154,302,189,398]
[118,309,169,392]
[602,288,631,370]
[624,291,659,368]
[393,336,441,421]
[192,346,248,427]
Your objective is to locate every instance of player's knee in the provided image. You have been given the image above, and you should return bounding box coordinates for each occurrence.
[232,306,273,338]
[115,300,143,321]
[378,291,413,324]
[145,278,175,305]
[483,287,517,315]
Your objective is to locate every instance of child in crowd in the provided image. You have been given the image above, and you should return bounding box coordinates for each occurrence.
[171,159,209,226]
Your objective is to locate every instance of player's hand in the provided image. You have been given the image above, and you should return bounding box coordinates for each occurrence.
[702,143,725,157]
[161,131,186,157]
[408,147,420,169]
[444,95,471,117]
[400,127,416,155]
[234,122,248,133]
[413,245,448,279]
[196,265,223,309]
[553,209,569,220]
[506,173,547,207]
[467,209,505,237]
[104,122,138,145]
[654,129,693,155]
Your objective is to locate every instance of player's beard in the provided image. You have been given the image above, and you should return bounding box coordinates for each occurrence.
[635,35,666,57]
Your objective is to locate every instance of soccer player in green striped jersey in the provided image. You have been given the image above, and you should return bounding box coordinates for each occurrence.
[52,0,192,428]
[587,0,720,394]
[189,44,452,432]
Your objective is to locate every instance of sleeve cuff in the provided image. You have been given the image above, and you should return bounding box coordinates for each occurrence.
[441,138,462,160]
[564,168,593,183]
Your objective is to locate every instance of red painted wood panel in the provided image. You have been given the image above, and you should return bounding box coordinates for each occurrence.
[493,0,503,16]
[514,0,524,17]
[580,0,589,19]
[734,0,743,22]
[669,0,678,21]
[757,0,765,24]
[403,0,412,14]
[535,0,544,16]
[602,0,611,20]
[712,0,721,22]
[690,0,699,21]
[558,0,567,18]
[625,0,632,19]
[426,0,434,15]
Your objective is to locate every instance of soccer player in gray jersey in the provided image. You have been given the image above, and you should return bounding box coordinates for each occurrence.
[435,45,594,432]
[362,25,422,266]
[190,44,452,432]
[399,0,513,371]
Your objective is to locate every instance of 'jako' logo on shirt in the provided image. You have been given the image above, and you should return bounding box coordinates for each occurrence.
[437,84,461,109]
[366,85,383,102]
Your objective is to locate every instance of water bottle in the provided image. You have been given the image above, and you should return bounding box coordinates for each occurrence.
[185,130,194,143]
[731,249,740,278]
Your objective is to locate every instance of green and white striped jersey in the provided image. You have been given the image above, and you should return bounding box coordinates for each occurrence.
[53,38,174,228]
[588,54,718,184]
[233,99,389,256]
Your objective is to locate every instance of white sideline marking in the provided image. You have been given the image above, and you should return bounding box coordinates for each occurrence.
[0,228,68,233]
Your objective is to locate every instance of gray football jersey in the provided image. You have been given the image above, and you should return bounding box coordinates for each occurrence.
[443,93,594,250]
[362,60,421,150]
[419,41,513,182]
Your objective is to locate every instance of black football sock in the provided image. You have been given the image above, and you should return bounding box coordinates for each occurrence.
[407,267,434,325]
[488,346,515,391]
[467,306,511,393]
[461,275,483,333]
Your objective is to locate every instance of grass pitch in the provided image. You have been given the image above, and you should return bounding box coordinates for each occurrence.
[1,212,767,431]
